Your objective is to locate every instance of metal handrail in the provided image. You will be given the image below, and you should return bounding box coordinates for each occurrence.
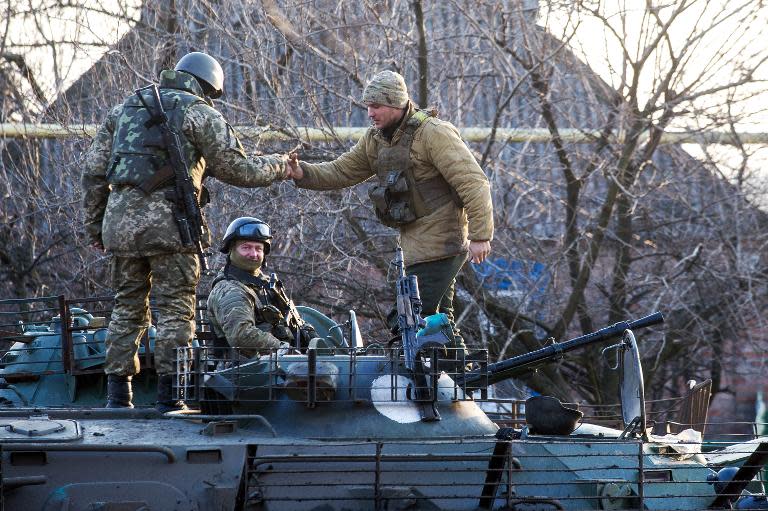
[3,123,768,145]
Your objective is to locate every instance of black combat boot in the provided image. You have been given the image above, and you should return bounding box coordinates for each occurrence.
[106,374,134,408]
[156,374,188,413]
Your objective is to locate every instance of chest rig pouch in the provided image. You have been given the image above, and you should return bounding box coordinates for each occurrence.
[214,267,294,342]
[368,110,461,227]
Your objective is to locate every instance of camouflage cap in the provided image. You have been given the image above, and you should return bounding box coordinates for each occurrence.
[361,70,409,108]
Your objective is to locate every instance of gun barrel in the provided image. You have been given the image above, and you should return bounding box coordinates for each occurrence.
[456,312,663,388]
[394,246,409,279]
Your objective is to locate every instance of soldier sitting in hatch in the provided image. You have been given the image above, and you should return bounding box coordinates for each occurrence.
[206,217,318,358]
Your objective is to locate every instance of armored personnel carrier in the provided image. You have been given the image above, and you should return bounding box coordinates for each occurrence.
[0,263,766,509]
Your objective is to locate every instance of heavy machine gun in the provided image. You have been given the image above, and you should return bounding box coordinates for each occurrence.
[455,311,664,389]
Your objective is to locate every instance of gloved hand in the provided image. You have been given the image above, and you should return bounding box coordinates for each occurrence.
[299,325,319,346]
[276,342,291,357]
[260,304,284,325]
[273,325,294,342]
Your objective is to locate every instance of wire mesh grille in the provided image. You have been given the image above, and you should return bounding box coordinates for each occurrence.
[241,437,768,510]
[176,345,489,406]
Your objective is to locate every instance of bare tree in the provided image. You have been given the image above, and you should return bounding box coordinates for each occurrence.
[1,0,766,423]
[443,0,768,410]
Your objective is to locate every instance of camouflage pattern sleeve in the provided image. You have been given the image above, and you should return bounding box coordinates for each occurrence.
[208,280,282,354]
[81,105,120,245]
[295,136,374,190]
[185,104,288,187]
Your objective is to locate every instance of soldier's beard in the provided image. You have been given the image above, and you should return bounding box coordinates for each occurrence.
[229,251,263,274]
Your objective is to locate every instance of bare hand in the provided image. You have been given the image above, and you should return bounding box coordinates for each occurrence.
[468,240,491,264]
[287,152,303,180]
[90,241,105,252]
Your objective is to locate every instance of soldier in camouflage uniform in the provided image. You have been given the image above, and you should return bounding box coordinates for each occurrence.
[288,70,494,358]
[82,52,291,411]
[207,217,318,357]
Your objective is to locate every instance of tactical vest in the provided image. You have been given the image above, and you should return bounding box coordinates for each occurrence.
[368,110,461,227]
[106,77,205,191]
[212,267,294,341]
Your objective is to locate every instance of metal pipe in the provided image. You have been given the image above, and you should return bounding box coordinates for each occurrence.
[3,123,768,145]
[638,439,645,509]
[0,296,60,306]
[0,407,164,419]
[374,442,382,511]
[58,295,72,374]
[308,348,317,408]
[193,346,202,402]
[1,475,48,490]
[253,453,503,465]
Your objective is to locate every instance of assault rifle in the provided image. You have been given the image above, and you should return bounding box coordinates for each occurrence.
[135,84,208,272]
[394,247,452,370]
[393,246,450,421]
[269,273,304,350]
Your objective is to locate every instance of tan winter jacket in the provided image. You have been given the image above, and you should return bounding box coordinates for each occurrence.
[296,103,493,264]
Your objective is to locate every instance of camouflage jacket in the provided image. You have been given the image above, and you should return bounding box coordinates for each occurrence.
[206,269,295,355]
[296,102,494,264]
[81,70,288,257]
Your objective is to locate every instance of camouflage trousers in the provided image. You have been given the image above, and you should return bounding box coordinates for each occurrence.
[388,252,469,350]
[104,253,200,376]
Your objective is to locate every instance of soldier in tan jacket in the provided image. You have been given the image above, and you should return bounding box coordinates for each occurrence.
[288,70,494,355]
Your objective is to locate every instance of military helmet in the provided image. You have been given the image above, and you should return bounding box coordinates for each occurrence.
[174,52,224,98]
[220,217,272,254]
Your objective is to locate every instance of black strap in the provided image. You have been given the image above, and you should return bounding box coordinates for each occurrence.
[134,88,166,129]
[479,441,508,509]
[222,264,272,289]
[211,264,271,311]
[479,428,520,508]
